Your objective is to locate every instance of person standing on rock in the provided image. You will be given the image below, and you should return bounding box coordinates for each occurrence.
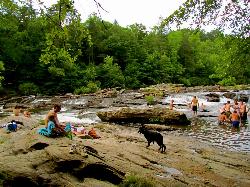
[191,96,199,117]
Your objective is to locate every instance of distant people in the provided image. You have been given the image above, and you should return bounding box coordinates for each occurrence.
[239,101,247,122]
[200,103,209,112]
[13,105,21,116]
[219,103,226,114]
[230,110,240,128]
[218,111,228,124]
[191,96,199,117]
[169,99,174,110]
[23,111,31,118]
[233,100,240,114]
[224,101,232,118]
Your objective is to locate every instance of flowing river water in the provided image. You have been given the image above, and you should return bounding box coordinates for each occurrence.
[164,90,250,153]
[1,90,249,153]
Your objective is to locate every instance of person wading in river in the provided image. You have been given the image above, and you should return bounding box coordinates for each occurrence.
[169,99,174,110]
[224,101,232,118]
[239,101,248,123]
[191,96,199,117]
[230,110,240,128]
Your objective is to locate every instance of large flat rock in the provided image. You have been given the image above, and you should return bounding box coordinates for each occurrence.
[97,107,190,125]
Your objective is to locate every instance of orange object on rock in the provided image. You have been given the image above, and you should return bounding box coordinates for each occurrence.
[88,128,100,139]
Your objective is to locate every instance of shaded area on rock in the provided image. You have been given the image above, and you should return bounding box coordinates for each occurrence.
[55,160,124,185]
[29,142,49,151]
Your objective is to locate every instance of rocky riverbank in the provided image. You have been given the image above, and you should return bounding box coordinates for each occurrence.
[0,116,249,187]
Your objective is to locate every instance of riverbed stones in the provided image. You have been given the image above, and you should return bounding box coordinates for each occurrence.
[222,92,236,99]
[96,107,190,125]
[205,93,220,102]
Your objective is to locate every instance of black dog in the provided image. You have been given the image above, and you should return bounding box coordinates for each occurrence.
[138,125,166,152]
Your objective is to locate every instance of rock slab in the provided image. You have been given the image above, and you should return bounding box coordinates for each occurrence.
[97,107,190,125]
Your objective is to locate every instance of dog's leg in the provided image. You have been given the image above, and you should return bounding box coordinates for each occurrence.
[158,145,161,151]
[147,141,151,147]
[161,144,166,152]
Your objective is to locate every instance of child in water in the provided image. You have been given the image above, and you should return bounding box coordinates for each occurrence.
[200,103,209,112]
[169,99,174,110]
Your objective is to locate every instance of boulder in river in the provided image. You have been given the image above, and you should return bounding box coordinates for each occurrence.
[96,107,190,125]
[238,94,249,102]
[222,92,236,99]
[205,93,220,102]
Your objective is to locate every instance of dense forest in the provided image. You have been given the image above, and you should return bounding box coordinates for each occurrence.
[0,0,249,95]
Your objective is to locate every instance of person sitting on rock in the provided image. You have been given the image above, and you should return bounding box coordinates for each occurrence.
[38,115,57,137]
[38,115,70,137]
[23,110,31,118]
[44,104,65,133]
[13,105,21,116]
[200,103,209,112]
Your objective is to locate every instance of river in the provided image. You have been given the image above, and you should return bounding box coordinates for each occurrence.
[1,90,249,153]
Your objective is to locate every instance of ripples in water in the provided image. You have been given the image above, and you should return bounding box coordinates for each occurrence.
[181,118,250,153]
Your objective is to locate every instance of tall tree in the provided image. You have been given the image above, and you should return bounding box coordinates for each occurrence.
[161,0,250,37]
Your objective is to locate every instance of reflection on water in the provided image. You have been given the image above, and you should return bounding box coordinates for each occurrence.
[181,118,250,153]
[163,91,250,153]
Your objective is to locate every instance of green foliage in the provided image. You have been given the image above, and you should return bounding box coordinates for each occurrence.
[74,81,100,94]
[82,65,97,83]
[0,61,4,88]
[97,56,125,88]
[0,1,249,95]
[218,77,236,86]
[119,175,156,187]
[145,95,155,105]
[18,82,40,95]
[161,0,249,36]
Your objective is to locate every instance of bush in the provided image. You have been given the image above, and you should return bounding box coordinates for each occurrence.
[18,82,40,95]
[218,77,236,86]
[97,56,125,88]
[145,95,155,105]
[119,175,156,187]
[179,78,191,86]
[74,81,100,94]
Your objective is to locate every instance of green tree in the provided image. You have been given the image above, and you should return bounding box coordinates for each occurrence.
[97,56,125,88]
[161,0,249,37]
[0,61,5,89]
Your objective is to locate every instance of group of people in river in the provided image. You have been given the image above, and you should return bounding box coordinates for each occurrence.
[169,96,249,128]
[218,100,248,127]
